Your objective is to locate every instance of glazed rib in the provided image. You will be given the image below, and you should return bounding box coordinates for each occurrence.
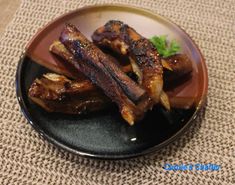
[60,25,145,104]
[92,20,165,109]
[28,73,109,114]
[162,54,192,82]
[50,40,132,75]
[59,23,147,125]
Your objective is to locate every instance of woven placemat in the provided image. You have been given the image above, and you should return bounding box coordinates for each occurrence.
[0,0,234,184]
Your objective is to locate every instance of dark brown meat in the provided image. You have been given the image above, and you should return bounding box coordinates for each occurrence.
[28,73,109,114]
[59,23,148,125]
[92,20,165,108]
[50,40,132,74]
[162,54,193,82]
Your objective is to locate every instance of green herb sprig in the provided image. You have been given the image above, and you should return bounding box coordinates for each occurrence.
[149,35,180,58]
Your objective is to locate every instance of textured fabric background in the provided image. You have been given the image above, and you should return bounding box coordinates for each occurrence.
[0,0,234,184]
[0,0,21,35]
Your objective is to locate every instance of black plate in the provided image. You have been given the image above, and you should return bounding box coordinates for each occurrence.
[16,5,207,159]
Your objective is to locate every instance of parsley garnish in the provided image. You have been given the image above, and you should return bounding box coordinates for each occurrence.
[149,35,180,58]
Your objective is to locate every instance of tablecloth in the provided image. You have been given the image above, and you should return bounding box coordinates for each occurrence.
[0,0,234,184]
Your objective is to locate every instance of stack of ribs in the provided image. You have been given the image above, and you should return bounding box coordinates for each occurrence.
[28,21,192,125]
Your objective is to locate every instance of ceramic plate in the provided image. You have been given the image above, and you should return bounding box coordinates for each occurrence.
[16,4,208,159]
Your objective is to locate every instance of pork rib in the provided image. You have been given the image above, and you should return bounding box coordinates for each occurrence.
[28,73,109,114]
[92,20,167,109]
[59,23,147,125]
[162,54,192,82]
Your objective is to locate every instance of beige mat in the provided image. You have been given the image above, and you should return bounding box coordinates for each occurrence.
[0,0,234,184]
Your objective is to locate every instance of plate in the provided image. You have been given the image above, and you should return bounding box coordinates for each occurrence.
[16,4,208,159]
